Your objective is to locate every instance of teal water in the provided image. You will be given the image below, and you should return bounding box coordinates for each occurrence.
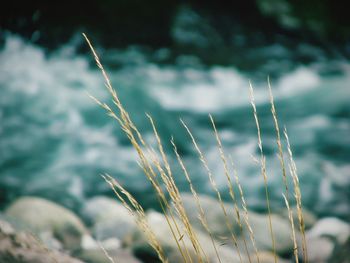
[0,34,349,220]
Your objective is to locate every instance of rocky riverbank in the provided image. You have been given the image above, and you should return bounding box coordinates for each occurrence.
[1,195,349,263]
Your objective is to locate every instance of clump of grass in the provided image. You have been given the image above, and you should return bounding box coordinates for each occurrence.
[83,33,308,263]
[249,82,277,262]
[209,115,259,263]
[284,129,308,262]
[103,174,167,262]
[180,119,244,262]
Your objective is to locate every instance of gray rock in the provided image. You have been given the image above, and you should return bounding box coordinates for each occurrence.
[82,196,136,241]
[75,247,141,263]
[81,234,99,250]
[131,211,288,263]
[210,250,289,263]
[5,197,87,250]
[177,193,296,255]
[100,238,121,250]
[38,231,63,251]
[0,217,15,235]
[332,236,350,263]
[307,217,350,244]
[0,218,83,263]
[176,193,241,238]
[255,251,289,263]
[130,210,243,263]
[80,234,122,251]
[75,234,135,263]
[305,236,335,263]
[281,205,317,230]
[305,217,350,263]
[245,211,297,255]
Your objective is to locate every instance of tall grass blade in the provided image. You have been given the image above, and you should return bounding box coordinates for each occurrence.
[249,81,278,263]
[181,119,244,263]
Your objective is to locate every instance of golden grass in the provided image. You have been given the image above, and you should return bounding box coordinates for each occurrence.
[210,115,259,263]
[171,138,222,263]
[180,119,244,262]
[268,78,298,263]
[228,156,260,263]
[83,33,308,263]
[284,129,308,262]
[103,174,167,262]
[249,82,277,263]
[84,33,205,263]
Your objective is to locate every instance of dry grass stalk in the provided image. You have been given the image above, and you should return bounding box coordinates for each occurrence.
[209,114,255,263]
[83,33,192,262]
[267,78,290,200]
[249,82,278,263]
[147,116,208,263]
[29,232,60,263]
[180,119,244,263]
[282,194,299,263]
[131,145,192,263]
[284,129,308,262]
[84,33,309,263]
[228,156,260,263]
[98,242,116,263]
[171,137,222,263]
[268,79,300,261]
[84,33,213,263]
[102,174,167,262]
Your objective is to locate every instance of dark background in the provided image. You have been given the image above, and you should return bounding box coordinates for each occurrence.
[1,0,349,53]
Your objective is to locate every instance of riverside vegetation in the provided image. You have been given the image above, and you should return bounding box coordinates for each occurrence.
[0,35,349,263]
[80,35,346,262]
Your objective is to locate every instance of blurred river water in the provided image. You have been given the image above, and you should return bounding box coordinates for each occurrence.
[1,7,350,220]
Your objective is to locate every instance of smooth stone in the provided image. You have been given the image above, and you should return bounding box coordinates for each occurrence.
[38,231,63,251]
[305,236,335,263]
[307,217,350,244]
[255,251,289,263]
[174,193,241,238]
[80,235,121,251]
[0,218,15,235]
[304,217,350,263]
[281,205,317,230]
[130,210,244,263]
[245,211,297,255]
[75,247,142,263]
[5,197,87,250]
[81,196,136,241]
[81,234,99,250]
[100,238,121,250]
[331,236,350,263]
[0,218,83,263]
[210,250,289,263]
[75,234,130,263]
[176,193,296,255]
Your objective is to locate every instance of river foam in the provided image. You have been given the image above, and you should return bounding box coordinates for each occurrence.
[1,34,349,219]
